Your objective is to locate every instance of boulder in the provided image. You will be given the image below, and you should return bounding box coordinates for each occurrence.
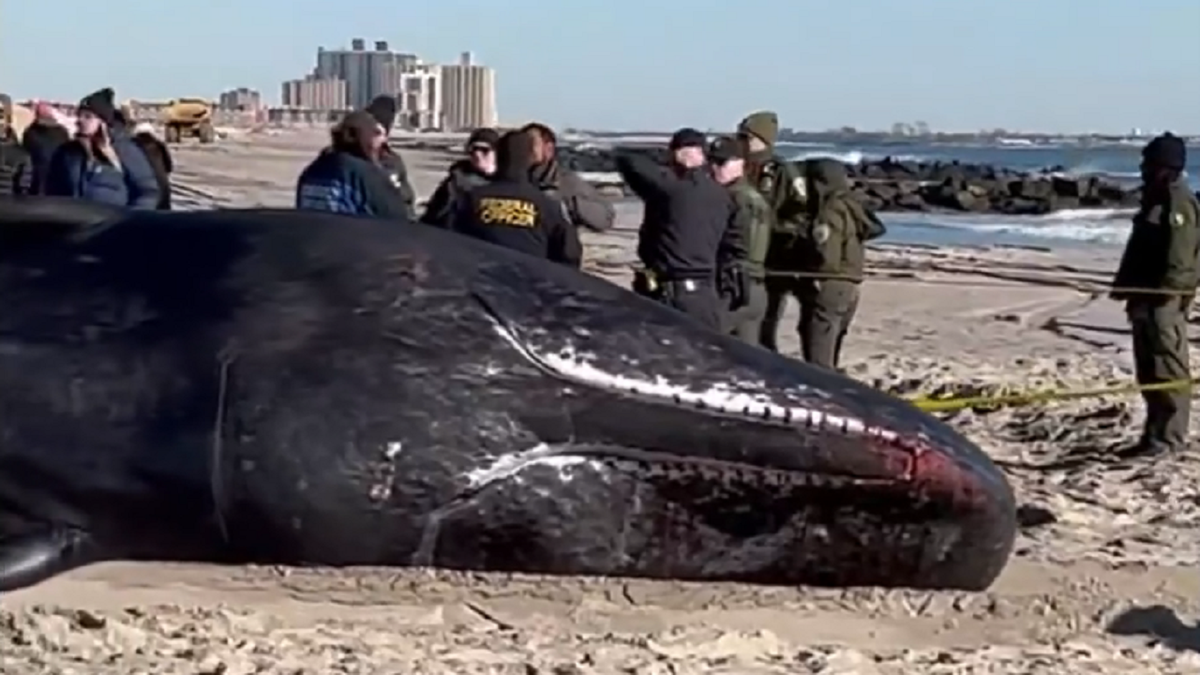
[547,144,1139,216]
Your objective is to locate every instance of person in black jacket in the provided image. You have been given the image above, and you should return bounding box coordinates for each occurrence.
[131,122,173,210]
[295,111,412,219]
[420,127,498,227]
[450,131,580,267]
[20,102,70,195]
[363,95,417,218]
[617,128,745,330]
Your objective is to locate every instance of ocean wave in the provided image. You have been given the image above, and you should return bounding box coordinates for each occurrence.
[882,208,1134,246]
[784,148,924,164]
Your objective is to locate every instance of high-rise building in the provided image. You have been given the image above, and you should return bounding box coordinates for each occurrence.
[397,64,442,130]
[315,39,419,110]
[218,87,263,111]
[281,75,348,110]
[439,51,497,131]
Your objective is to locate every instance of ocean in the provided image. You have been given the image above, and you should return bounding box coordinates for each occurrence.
[780,140,1200,250]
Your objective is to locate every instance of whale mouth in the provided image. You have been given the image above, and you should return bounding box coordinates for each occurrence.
[463,442,895,498]
[471,292,924,476]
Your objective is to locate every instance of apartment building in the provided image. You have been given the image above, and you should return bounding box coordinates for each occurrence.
[278,40,498,129]
[439,51,497,131]
[397,64,442,130]
[280,75,348,110]
[315,39,419,111]
[218,87,263,111]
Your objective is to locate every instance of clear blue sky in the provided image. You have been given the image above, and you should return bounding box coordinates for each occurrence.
[6,0,1198,134]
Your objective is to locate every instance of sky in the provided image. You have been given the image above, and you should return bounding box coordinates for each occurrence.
[5,0,1199,134]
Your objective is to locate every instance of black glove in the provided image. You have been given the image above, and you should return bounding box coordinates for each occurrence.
[720,265,749,310]
[632,269,661,298]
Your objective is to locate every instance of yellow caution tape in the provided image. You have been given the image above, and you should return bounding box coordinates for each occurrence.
[905,377,1196,413]
[616,264,1198,412]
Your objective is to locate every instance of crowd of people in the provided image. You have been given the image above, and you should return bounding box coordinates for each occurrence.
[3,89,1197,460]
[287,99,889,370]
[0,88,174,210]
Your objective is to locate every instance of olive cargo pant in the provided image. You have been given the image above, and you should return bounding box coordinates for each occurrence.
[759,277,859,368]
[799,279,860,370]
[725,278,769,344]
[1128,298,1193,450]
[759,276,803,352]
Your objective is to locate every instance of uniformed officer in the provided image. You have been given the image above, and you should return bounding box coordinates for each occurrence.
[1111,132,1200,458]
[450,131,581,267]
[618,128,744,330]
[709,135,773,343]
[796,158,886,369]
[735,111,811,351]
[420,128,497,227]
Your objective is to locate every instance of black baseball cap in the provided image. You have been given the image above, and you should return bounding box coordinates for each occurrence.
[708,135,746,163]
[466,127,499,151]
[668,127,707,150]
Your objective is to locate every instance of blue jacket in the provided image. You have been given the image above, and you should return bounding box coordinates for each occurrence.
[44,133,161,209]
[295,150,411,220]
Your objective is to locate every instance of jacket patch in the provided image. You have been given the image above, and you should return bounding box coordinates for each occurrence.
[791,177,807,200]
[478,197,537,228]
[813,222,831,244]
[1171,211,1186,227]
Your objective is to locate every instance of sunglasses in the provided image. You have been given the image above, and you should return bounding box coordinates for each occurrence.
[469,144,494,154]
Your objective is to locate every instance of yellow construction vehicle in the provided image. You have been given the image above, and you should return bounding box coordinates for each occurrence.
[161,98,216,144]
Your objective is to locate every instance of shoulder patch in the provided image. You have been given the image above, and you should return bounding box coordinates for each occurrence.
[812,222,831,244]
[759,173,775,195]
[1171,211,1186,227]
[791,177,807,200]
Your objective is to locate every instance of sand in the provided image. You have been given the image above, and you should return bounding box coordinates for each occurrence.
[5,130,1200,674]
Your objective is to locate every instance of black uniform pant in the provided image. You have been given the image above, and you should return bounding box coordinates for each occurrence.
[661,279,722,330]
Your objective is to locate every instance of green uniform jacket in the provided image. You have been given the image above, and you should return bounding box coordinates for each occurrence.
[738,111,812,273]
[799,159,886,280]
[1113,179,1200,296]
[754,158,809,234]
[728,178,774,279]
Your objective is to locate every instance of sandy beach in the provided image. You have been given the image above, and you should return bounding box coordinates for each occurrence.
[4,130,1200,674]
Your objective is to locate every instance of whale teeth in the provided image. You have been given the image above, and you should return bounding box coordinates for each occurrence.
[494,332,900,446]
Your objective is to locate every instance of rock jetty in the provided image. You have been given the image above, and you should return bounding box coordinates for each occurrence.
[557,146,1141,216]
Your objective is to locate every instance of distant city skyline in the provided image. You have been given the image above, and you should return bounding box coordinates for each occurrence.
[279,40,497,131]
[5,0,1198,135]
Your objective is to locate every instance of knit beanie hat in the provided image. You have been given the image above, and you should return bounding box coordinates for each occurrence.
[364,95,398,132]
[737,111,779,147]
[1143,132,1187,171]
[78,87,118,126]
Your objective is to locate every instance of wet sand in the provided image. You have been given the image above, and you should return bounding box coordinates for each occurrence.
[5,130,1200,674]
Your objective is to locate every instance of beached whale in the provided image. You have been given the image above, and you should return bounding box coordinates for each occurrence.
[0,200,1017,593]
